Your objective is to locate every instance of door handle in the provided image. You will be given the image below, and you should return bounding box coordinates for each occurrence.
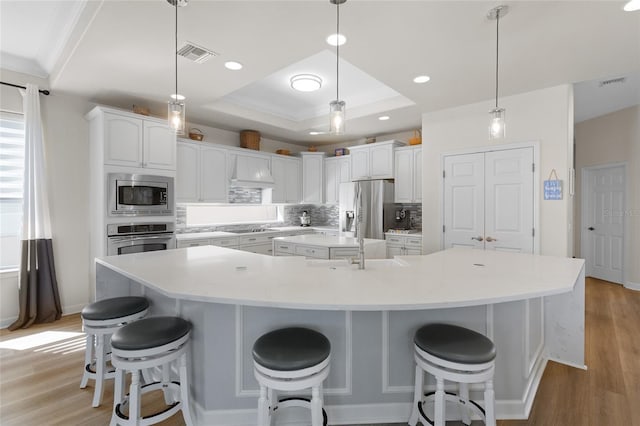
[485,236,498,242]
[588,227,595,231]
[471,236,484,241]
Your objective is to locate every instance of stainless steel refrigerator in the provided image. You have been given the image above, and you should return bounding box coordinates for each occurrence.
[339,181,395,239]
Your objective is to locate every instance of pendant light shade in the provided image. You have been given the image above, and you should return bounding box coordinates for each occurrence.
[487,5,508,140]
[329,0,346,135]
[167,0,186,133]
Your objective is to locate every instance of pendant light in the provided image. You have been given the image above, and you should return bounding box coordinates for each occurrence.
[329,0,346,135]
[487,5,508,140]
[167,0,187,133]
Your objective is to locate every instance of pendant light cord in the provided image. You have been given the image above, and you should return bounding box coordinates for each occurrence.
[495,10,499,109]
[175,1,178,99]
[336,1,340,101]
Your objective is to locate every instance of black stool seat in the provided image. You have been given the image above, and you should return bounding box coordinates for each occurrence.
[81,297,149,321]
[253,327,330,371]
[414,323,496,364]
[111,316,191,351]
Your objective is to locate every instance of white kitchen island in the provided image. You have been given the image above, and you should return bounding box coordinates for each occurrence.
[272,234,386,259]
[95,247,585,425]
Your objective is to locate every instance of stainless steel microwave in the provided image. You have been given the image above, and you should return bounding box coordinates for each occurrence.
[108,173,174,216]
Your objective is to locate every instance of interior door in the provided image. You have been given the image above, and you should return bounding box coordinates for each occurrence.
[484,148,534,253]
[583,165,625,284]
[443,147,534,253]
[443,153,485,249]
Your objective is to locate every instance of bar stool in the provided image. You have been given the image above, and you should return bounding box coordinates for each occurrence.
[80,296,149,407]
[408,323,497,426]
[110,316,194,426]
[252,327,331,426]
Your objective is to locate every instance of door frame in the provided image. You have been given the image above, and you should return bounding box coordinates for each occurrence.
[580,162,627,283]
[439,141,540,254]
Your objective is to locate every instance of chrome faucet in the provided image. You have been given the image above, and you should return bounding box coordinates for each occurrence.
[350,182,365,270]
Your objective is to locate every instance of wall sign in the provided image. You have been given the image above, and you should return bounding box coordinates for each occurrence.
[544,169,563,200]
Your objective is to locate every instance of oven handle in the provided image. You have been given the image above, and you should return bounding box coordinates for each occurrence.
[108,234,174,243]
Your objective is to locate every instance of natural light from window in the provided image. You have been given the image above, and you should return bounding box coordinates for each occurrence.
[0,331,85,353]
[186,204,281,226]
[0,112,24,271]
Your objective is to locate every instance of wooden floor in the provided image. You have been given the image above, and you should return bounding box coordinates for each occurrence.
[0,278,638,426]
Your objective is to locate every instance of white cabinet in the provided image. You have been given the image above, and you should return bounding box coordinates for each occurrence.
[238,233,277,256]
[177,141,227,203]
[176,235,239,249]
[271,155,301,203]
[301,152,325,204]
[348,140,404,181]
[394,146,422,203]
[385,234,422,257]
[324,156,350,204]
[102,111,176,170]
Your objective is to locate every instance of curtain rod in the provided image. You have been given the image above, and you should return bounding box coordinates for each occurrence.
[0,81,50,96]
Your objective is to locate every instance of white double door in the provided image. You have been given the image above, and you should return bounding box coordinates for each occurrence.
[443,147,535,253]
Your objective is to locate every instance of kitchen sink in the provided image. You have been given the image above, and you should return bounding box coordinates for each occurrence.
[305,258,409,270]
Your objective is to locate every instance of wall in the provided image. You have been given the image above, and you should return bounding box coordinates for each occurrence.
[317,130,415,156]
[574,105,640,287]
[0,69,92,327]
[421,85,575,257]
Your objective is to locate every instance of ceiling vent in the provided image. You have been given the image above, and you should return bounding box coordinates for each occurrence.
[599,77,626,87]
[177,42,218,64]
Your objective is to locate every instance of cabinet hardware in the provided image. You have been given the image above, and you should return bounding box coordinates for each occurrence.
[588,227,595,231]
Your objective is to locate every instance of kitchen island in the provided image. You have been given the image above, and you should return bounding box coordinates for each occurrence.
[95,247,585,425]
[272,234,386,259]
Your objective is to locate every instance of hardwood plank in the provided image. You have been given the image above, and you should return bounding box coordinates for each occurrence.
[1,278,639,426]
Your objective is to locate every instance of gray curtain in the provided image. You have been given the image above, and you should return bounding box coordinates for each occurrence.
[9,84,62,331]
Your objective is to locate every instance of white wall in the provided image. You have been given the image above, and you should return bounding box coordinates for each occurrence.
[421,85,575,257]
[574,105,640,287]
[0,69,92,327]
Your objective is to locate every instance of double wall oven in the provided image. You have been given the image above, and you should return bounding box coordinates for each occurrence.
[107,173,176,256]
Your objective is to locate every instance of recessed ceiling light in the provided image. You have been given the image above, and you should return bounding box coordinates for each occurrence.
[309,131,325,135]
[170,93,186,101]
[378,116,390,121]
[413,75,431,84]
[326,33,347,46]
[624,0,640,11]
[224,61,243,70]
[291,74,323,92]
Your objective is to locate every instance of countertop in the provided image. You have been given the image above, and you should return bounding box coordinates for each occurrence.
[176,226,338,241]
[176,231,236,240]
[273,234,384,248]
[96,247,585,311]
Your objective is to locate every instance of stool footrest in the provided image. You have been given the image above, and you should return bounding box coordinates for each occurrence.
[274,397,328,426]
[417,391,486,425]
[115,381,182,425]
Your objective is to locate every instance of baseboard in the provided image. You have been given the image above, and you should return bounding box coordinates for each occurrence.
[546,356,588,371]
[624,281,640,291]
[1,303,85,330]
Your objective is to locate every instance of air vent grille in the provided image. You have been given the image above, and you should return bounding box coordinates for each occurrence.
[599,77,626,87]
[177,42,218,64]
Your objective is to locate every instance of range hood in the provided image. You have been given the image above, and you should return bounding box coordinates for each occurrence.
[229,154,275,188]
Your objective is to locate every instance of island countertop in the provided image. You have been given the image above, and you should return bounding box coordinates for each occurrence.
[96,247,585,311]
[272,234,384,248]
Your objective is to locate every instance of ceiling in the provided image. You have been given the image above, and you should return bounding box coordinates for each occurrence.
[1,1,639,145]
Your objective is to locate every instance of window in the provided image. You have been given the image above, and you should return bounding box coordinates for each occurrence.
[0,112,25,271]
[186,204,280,227]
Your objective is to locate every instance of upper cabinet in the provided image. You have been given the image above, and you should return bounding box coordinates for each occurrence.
[301,152,325,204]
[394,145,422,203]
[348,140,405,180]
[324,155,351,204]
[271,155,301,204]
[96,109,176,170]
[177,140,227,203]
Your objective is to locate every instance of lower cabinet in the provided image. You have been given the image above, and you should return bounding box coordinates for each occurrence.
[274,241,358,259]
[385,234,422,257]
[176,236,239,249]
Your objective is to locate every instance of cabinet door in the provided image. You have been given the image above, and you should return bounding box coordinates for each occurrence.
[302,155,324,204]
[386,245,403,258]
[405,248,422,255]
[200,146,228,202]
[350,149,369,180]
[338,156,351,183]
[369,144,393,179]
[414,148,422,202]
[285,158,301,203]
[394,149,414,203]
[143,121,176,170]
[271,157,287,203]
[177,239,210,248]
[324,159,338,204]
[176,142,200,202]
[243,242,273,256]
[104,114,143,167]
